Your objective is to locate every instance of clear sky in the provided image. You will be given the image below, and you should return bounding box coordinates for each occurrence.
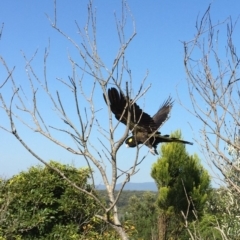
[0,0,239,185]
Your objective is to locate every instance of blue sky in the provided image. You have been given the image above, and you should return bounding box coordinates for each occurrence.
[0,1,239,185]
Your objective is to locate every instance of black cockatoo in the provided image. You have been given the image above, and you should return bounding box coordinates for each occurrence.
[104,87,192,154]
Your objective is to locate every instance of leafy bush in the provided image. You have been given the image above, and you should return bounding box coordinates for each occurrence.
[0,161,105,239]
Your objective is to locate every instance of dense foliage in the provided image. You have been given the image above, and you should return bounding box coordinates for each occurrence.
[123,192,158,239]
[1,162,239,239]
[0,161,107,239]
[1,155,238,239]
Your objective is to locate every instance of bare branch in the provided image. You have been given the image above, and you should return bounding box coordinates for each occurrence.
[0,65,15,89]
[0,22,4,40]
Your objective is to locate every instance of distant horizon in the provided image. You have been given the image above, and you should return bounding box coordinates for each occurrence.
[96,182,158,191]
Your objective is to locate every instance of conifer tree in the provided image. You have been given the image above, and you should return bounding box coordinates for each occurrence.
[151,130,210,239]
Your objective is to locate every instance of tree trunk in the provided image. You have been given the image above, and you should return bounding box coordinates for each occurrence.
[115,226,129,240]
[113,205,129,240]
[158,214,168,240]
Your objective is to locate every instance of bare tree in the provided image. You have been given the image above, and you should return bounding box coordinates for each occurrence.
[182,6,240,191]
[0,1,151,239]
[182,5,240,239]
